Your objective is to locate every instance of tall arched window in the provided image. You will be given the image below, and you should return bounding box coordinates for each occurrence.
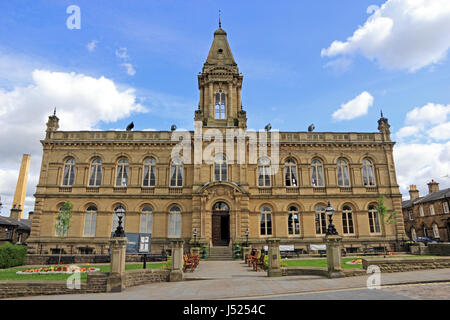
[362,159,375,186]
[311,159,324,187]
[170,158,183,187]
[315,205,327,234]
[422,224,428,237]
[337,159,350,187]
[260,206,272,236]
[116,158,129,187]
[112,205,126,233]
[288,206,300,235]
[214,154,227,181]
[140,205,153,234]
[143,157,156,187]
[62,157,76,186]
[368,205,381,233]
[168,205,182,237]
[89,158,102,186]
[258,157,271,187]
[432,223,440,239]
[411,228,417,241]
[84,205,97,236]
[215,90,226,119]
[285,159,298,187]
[342,205,354,234]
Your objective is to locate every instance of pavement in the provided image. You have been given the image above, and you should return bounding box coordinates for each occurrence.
[7,260,450,300]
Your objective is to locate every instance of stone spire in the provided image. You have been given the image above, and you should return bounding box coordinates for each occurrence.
[197,25,245,128]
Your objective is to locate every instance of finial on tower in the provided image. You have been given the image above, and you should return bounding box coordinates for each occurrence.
[53,107,56,117]
[219,9,222,28]
[380,109,384,118]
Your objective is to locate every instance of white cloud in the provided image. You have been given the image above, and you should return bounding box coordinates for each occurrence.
[115,47,129,59]
[0,69,146,216]
[396,126,420,139]
[405,103,450,126]
[321,0,450,72]
[428,122,450,140]
[121,63,136,76]
[87,40,98,52]
[332,91,374,121]
[394,142,450,197]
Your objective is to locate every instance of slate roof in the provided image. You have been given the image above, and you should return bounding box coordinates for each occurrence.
[0,216,31,231]
[402,188,450,209]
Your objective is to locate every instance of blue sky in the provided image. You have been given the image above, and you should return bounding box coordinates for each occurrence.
[1,0,450,215]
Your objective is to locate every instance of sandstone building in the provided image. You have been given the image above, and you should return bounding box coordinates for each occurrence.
[402,181,450,242]
[27,25,407,256]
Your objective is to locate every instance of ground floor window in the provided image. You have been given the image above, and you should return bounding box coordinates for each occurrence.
[432,223,440,238]
[411,228,417,241]
[140,206,153,234]
[368,205,381,234]
[288,206,300,235]
[315,205,326,234]
[342,205,354,234]
[83,206,97,236]
[168,206,181,237]
[260,206,272,236]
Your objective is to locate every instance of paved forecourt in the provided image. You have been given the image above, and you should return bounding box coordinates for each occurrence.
[7,260,450,300]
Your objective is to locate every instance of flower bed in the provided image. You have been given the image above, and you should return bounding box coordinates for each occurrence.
[16,265,99,275]
[345,259,362,265]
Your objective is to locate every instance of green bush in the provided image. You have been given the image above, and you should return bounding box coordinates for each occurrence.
[0,243,27,268]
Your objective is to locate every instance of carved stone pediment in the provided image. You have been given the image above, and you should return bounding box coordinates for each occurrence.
[196,181,248,200]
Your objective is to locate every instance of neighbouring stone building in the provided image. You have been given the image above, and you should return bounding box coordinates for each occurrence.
[402,181,450,242]
[26,24,407,257]
[0,214,32,245]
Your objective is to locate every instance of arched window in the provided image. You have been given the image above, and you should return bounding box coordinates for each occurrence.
[311,159,324,187]
[411,228,417,241]
[258,157,271,187]
[432,223,440,239]
[422,224,428,237]
[140,205,153,234]
[116,158,129,187]
[84,205,97,236]
[337,159,350,187]
[62,157,76,186]
[342,205,354,234]
[112,205,126,233]
[170,158,183,187]
[260,206,272,236]
[288,206,300,235]
[285,159,298,187]
[362,159,375,186]
[368,205,381,233]
[315,205,327,234]
[143,157,156,187]
[214,154,227,181]
[168,206,182,237]
[215,90,226,119]
[89,158,102,186]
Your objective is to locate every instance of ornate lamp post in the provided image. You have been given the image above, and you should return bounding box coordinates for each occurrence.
[113,207,126,238]
[245,229,249,247]
[193,228,198,248]
[325,202,338,236]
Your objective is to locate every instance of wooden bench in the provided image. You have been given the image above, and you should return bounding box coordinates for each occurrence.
[252,254,265,271]
[183,253,199,272]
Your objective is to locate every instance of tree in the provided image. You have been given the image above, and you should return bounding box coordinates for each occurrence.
[55,200,73,264]
[376,195,399,256]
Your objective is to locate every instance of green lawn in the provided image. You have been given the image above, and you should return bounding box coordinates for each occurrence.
[0,262,166,282]
[283,257,363,269]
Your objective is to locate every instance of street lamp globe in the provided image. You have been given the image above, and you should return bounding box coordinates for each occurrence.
[325,201,338,236]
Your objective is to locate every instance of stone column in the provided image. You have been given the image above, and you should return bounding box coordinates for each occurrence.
[325,235,344,278]
[266,238,282,277]
[170,239,184,282]
[107,237,128,292]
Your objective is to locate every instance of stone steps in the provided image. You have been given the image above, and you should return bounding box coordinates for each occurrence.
[208,246,233,261]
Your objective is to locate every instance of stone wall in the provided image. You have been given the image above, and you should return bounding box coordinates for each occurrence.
[125,269,170,287]
[0,272,109,299]
[281,267,365,278]
[362,257,450,273]
[0,269,170,299]
[428,243,450,256]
